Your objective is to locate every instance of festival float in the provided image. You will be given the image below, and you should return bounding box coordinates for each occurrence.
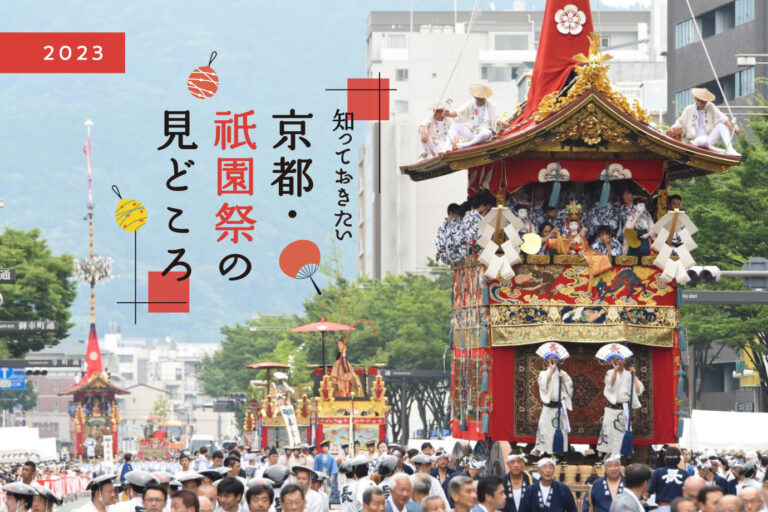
[60,325,126,459]
[400,0,740,457]
[243,319,388,453]
[60,122,126,460]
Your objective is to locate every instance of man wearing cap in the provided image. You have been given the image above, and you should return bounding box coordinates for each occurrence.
[588,455,625,512]
[278,448,294,468]
[502,454,531,512]
[392,450,414,476]
[448,84,500,150]
[418,102,454,159]
[430,452,455,498]
[597,355,644,456]
[3,482,37,512]
[30,483,62,512]
[355,459,376,509]
[364,441,377,463]
[311,472,330,512]
[697,460,728,494]
[111,471,158,512]
[338,461,358,512]
[176,472,204,493]
[667,88,740,156]
[76,475,119,512]
[376,456,398,500]
[291,466,324,512]
[519,459,577,512]
[312,442,338,494]
[412,455,450,510]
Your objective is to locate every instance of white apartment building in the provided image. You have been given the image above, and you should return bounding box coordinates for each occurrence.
[359,4,667,279]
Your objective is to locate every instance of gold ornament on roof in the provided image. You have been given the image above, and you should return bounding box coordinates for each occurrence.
[535,32,651,126]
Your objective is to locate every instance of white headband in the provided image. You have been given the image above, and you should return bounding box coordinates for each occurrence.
[507,454,527,463]
[604,454,621,464]
[537,458,554,468]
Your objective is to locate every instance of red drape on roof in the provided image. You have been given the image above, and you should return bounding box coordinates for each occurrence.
[515,0,595,127]
[84,323,103,379]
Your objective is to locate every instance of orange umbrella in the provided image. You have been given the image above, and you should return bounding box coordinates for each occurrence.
[291,318,355,373]
[246,361,291,389]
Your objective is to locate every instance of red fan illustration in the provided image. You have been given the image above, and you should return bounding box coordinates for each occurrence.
[280,240,322,295]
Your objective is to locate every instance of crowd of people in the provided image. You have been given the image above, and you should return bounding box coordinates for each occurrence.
[7,441,768,512]
[435,182,680,266]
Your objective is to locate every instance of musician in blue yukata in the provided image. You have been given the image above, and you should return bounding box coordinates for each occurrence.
[518,458,577,512]
[586,454,624,512]
[461,190,496,257]
[584,190,621,242]
[647,447,688,512]
[312,441,338,495]
[590,226,624,257]
[435,203,466,264]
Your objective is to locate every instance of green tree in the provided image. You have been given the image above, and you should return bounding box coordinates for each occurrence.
[151,394,169,422]
[198,313,299,398]
[0,228,77,357]
[199,265,453,434]
[0,387,37,412]
[672,97,768,407]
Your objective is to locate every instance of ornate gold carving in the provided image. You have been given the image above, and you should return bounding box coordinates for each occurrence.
[549,107,633,146]
[536,33,651,126]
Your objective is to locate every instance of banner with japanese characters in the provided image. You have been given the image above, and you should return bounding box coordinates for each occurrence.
[0,2,389,340]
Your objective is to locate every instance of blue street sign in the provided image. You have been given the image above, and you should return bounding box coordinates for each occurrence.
[0,368,26,390]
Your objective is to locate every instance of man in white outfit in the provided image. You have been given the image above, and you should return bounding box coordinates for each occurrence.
[596,353,644,456]
[419,101,454,159]
[411,455,450,510]
[448,84,500,150]
[667,87,740,156]
[291,466,324,512]
[110,470,158,512]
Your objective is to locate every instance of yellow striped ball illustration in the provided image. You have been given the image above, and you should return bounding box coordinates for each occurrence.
[115,199,147,232]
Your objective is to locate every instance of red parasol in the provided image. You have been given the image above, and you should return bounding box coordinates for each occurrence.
[291,318,355,373]
[246,361,292,389]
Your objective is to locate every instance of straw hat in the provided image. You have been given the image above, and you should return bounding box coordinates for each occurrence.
[428,100,451,111]
[691,87,715,102]
[469,83,493,99]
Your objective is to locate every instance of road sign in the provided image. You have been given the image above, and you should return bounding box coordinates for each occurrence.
[742,257,768,290]
[0,368,26,390]
[0,269,16,284]
[0,320,58,333]
[0,359,81,368]
[735,402,755,413]
[681,291,768,305]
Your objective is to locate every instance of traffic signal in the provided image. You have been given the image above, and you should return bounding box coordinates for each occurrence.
[24,368,48,376]
[686,266,721,285]
[213,398,236,412]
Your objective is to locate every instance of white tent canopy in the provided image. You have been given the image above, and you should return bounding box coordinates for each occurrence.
[680,409,768,452]
[0,427,58,461]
